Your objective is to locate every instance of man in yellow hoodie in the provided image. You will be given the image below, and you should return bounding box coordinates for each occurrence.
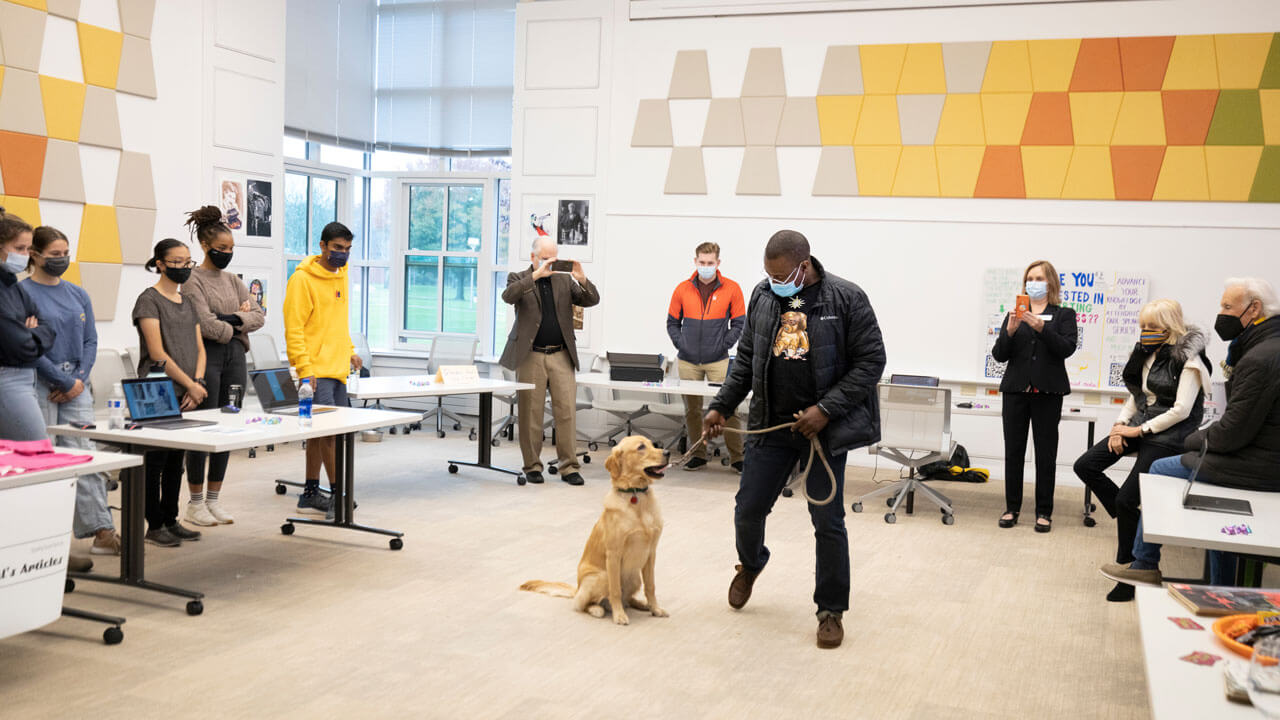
[282,222,363,514]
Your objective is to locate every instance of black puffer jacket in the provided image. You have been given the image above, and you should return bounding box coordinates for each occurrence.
[1182,316,1280,490]
[0,268,54,367]
[708,257,887,455]
[1122,327,1211,450]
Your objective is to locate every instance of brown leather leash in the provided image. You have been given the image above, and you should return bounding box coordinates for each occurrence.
[674,423,839,506]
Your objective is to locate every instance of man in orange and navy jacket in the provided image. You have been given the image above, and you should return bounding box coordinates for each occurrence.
[666,241,747,472]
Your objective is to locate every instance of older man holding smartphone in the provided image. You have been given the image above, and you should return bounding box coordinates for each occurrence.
[500,236,600,485]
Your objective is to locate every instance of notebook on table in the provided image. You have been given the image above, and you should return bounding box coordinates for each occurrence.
[248,369,339,416]
[122,377,218,430]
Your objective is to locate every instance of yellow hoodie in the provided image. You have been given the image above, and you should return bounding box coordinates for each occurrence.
[283,255,355,381]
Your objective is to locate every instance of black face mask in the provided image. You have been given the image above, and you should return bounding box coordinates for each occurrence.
[165,266,192,285]
[207,248,233,270]
[1138,342,1160,356]
[42,256,70,277]
[1215,305,1253,342]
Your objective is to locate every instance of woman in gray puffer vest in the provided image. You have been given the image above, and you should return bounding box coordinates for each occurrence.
[1073,299,1211,602]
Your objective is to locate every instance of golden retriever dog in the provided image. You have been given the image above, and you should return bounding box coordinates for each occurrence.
[520,436,670,625]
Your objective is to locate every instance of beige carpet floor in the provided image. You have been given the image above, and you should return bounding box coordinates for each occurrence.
[0,430,1235,719]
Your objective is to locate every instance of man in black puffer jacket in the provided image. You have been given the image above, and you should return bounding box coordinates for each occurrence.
[1105,277,1280,589]
[704,230,886,650]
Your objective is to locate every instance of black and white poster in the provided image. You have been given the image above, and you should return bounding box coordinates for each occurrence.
[557,199,588,247]
[246,180,272,237]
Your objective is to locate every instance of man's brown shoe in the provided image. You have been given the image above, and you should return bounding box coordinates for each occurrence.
[728,564,760,609]
[817,613,843,649]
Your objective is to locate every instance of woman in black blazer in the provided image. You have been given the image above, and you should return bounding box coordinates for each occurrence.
[991,260,1078,532]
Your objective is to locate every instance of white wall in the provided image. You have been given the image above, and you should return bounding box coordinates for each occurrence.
[98,0,287,355]
[513,0,1280,471]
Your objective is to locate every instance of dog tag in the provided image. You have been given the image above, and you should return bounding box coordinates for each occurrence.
[630,496,638,504]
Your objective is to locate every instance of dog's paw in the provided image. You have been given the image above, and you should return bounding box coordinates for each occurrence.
[586,604,605,618]
[612,611,630,626]
[650,606,669,618]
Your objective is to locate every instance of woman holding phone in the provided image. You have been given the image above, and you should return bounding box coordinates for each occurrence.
[991,260,1078,533]
[132,239,207,547]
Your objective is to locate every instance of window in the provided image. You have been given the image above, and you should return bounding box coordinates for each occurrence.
[283,135,308,159]
[399,184,485,345]
[283,170,339,285]
[320,143,368,170]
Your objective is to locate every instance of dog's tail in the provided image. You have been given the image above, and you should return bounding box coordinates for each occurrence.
[519,580,575,598]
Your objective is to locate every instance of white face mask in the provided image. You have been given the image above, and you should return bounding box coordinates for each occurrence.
[1025,280,1048,300]
[2,252,28,274]
[696,266,717,281]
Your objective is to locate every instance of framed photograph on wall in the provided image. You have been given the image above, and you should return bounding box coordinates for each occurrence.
[555,197,592,262]
[214,168,276,249]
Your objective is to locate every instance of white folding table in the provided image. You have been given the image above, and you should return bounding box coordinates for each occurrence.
[348,376,534,483]
[49,406,420,614]
[0,450,143,645]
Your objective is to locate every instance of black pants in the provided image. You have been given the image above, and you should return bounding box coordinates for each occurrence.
[1073,435,1177,564]
[735,431,849,614]
[1002,392,1063,517]
[145,449,186,530]
[186,340,247,488]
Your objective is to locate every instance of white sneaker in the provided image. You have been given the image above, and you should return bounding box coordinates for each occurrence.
[205,499,235,524]
[184,502,219,527]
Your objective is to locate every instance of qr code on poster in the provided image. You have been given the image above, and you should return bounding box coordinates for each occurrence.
[1108,363,1125,388]
[984,355,1006,379]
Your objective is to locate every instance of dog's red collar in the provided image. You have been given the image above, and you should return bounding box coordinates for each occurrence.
[618,487,648,504]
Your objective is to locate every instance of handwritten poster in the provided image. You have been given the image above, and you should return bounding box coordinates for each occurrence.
[981,268,1149,390]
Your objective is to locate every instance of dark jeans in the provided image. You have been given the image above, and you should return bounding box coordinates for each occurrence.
[1002,392,1063,517]
[145,449,186,530]
[186,340,246,487]
[735,430,849,614]
[1073,435,1178,564]
[1133,455,1240,585]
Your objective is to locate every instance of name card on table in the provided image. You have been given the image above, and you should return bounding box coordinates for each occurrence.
[435,365,481,385]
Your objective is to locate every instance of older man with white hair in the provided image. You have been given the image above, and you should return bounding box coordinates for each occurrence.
[500,236,599,485]
[1104,276,1280,588]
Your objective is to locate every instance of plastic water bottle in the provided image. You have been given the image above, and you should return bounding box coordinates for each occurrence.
[108,383,126,430]
[298,378,314,427]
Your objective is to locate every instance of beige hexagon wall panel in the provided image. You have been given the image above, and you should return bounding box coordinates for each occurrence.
[0,0,157,319]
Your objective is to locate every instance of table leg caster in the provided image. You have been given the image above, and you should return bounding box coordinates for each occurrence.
[781,487,793,498]
[851,502,863,513]
[884,513,896,524]
[103,626,123,645]
[1083,516,1097,527]
[942,514,955,526]
[447,464,458,474]
[389,538,403,551]
[186,600,203,616]
[65,578,75,593]
[281,523,295,535]
[275,483,287,495]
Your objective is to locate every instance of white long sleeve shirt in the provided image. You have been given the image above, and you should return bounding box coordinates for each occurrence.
[1114,353,1210,435]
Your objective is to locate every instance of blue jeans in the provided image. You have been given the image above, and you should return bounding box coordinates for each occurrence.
[1132,455,1239,585]
[0,366,48,441]
[36,374,113,538]
[735,430,850,614]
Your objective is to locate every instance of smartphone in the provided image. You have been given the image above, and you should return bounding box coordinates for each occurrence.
[1015,294,1030,319]
[551,259,574,273]
[70,421,96,430]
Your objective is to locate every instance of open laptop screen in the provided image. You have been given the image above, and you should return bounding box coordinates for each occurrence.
[249,369,297,410]
[123,378,182,420]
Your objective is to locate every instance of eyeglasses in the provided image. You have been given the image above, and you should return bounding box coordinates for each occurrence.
[162,259,197,269]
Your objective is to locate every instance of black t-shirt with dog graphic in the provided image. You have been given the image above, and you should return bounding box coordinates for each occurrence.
[767,279,822,425]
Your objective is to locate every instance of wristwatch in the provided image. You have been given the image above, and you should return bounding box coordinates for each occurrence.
[196,378,207,387]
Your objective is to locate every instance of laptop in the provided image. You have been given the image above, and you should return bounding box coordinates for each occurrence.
[121,377,218,430]
[889,374,940,387]
[248,369,339,415]
[1182,442,1252,516]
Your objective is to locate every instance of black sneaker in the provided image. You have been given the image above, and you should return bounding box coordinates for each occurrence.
[166,522,202,541]
[525,471,544,484]
[731,460,744,474]
[683,457,708,471]
[297,490,331,514]
[145,527,182,547]
[561,472,585,486]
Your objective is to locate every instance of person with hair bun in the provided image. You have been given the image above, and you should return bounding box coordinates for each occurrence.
[991,259,1078,533]
[21,225,121,555]
[1072,299,1210,602]
[179,206,264,526]
[0,208,56,442]
[132,239,207,547]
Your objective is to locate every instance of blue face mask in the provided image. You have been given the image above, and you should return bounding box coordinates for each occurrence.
[769,265,805,298]
[326,250,349,269]
[2,252,28,275]
[1025,280,1048,300]
[696,265,717,281]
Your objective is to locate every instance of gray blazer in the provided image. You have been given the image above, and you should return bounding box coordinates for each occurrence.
[499,267,600,372]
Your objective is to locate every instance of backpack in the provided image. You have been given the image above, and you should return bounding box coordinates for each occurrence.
[918,444,989,483]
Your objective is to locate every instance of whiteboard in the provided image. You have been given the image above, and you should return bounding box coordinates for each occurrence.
[981,268,1150,390]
